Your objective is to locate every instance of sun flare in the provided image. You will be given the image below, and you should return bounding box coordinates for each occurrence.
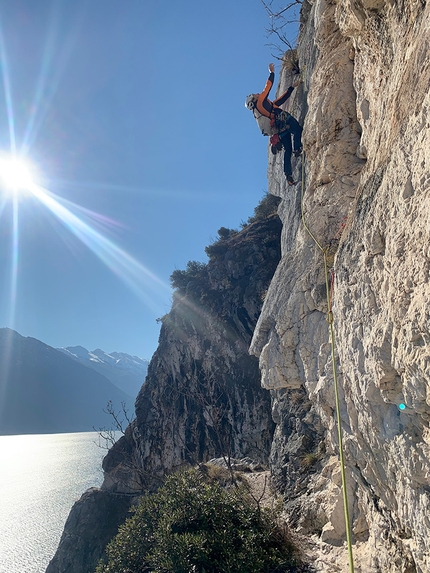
[0,155,36,195]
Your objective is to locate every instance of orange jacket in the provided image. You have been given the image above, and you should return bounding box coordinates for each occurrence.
[255,72,294,119]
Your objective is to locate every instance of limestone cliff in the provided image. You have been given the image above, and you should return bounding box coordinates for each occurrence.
[250,0,430,571]
[46,210,282,573]
[47,2,430,571]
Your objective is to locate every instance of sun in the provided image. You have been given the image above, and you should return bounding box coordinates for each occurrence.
[0,154,37,196]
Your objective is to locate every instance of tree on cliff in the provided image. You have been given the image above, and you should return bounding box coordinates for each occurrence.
[95,468,305,573]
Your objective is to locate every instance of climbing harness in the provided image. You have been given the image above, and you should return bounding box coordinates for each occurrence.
[300,154,355,573]
[274,110,292,133]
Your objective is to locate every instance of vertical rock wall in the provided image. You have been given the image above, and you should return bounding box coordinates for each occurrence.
[251,1,430,571]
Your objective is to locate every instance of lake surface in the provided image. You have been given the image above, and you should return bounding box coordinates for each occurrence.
[0,432,105,573]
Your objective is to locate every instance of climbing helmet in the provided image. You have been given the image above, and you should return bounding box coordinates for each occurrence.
[245,94,257,110]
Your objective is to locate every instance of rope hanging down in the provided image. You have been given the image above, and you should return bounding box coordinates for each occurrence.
[300,154,355,573]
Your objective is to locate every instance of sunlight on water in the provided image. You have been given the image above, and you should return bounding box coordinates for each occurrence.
[0,432,105,573]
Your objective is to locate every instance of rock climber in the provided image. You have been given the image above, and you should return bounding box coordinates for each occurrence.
[245,62,302,185]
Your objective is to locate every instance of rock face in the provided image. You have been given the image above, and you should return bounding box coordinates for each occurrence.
[250,1,430,571]
[46,489,134,573]
[46,212,282,572]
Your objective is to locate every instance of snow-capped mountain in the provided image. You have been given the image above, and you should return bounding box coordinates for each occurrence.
[0,328,134,435]
[58,346,149,398]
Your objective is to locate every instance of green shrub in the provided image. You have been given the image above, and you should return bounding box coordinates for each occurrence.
[95,468,302,573]
[248,193,281,224]
[204,227,240,261]
[217,226,236,239]
[170,260,208,291]
[204,240,229,260]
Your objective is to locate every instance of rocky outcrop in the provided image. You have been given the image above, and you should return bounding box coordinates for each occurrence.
[46,211,282,572]
[103,214,281,493]
[46,489,134,573]
[251,0,430,571]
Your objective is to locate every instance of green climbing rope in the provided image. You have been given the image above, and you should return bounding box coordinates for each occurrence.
[300,155,355,573]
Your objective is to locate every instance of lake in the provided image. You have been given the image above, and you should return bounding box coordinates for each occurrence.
[0,432,106,573]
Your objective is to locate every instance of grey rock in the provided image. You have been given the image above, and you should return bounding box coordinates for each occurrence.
[251,1,430,571]
[45,489,134,573]
[47,3,430,572]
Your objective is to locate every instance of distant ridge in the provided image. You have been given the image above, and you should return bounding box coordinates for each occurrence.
[58,346,148,399]
[0,328,134,435]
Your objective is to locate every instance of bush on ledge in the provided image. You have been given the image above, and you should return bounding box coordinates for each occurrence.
[95,468,306,573]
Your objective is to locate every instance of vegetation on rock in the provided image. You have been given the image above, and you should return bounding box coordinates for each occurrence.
[170,192,281,302]
[95,468,305,573]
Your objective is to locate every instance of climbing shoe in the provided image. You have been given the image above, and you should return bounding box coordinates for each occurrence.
[293,147,302,157]
[286,174,295,185]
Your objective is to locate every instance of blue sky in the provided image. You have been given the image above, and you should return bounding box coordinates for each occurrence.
[0,0,298,359]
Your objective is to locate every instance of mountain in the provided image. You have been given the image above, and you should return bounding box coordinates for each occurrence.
[47,2,430,572]
[58,346,148,398]
[0,328,134,435]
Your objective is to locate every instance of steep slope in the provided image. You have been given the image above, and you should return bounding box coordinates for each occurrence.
[0,328,133,435]
[251,1,430,571]
[58,346,149,398]
[46,209,282,573]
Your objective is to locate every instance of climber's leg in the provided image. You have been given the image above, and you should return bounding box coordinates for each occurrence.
[279,130,293,180]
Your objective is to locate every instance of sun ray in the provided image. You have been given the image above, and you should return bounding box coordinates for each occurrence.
[28,184,171,311]
[49,193,128,232]
[9,194,19,326]
[20,1,60,155]
[0,328,16,421]
[0,7,173,320]
[0,16,16,154]
[0,194,7,220]
[172,290,249,353]
[20,4,84,155]
[50,177,224,201]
